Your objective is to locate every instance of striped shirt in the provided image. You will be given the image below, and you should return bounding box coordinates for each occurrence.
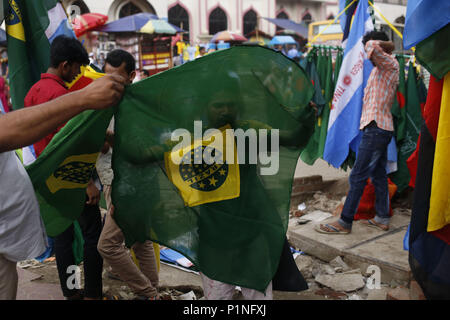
[360,40,399,131]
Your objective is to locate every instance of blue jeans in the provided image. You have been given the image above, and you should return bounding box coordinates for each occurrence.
[338,123,394,230]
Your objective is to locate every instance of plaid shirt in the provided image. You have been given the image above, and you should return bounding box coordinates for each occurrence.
[360,40,399,131]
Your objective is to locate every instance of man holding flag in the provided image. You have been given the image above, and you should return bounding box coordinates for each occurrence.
[0,74,125,299]
[317,29,399,234]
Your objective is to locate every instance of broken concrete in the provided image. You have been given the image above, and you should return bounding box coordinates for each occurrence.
[315,272,366,292]
[329,256,351,272]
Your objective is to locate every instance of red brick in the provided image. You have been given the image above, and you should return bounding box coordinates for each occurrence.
[409,281,426,300]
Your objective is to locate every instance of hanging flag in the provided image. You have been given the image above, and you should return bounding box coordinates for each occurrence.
[414,23,450,81]
[334,49,344,88]
[341,0,358,49]
[407,75,444,188]
[409,73,450,299]
[323,0,374,168]
[300,49,327,165]
[317,50,334,157]
[391,63,424,192]
[391,56,407,143]
[403,0,450,50]
[112,46,315,293]
[428,73,450,233]
[4,0,75,110]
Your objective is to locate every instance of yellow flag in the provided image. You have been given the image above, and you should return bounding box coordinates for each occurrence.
[428,72,450,232]
[165,126,240,207]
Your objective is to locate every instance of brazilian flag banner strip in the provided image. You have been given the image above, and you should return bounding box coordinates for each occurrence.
[112,46,315,292]
[26,108,114,237]
[4,0,75,110]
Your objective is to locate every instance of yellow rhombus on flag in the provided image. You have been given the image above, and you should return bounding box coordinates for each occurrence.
[165,125,240,207]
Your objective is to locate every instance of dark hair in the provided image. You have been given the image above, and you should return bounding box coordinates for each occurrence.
[104,49,136,75]
[362,31,389,45]
[141,69,150,77]
[50,35,89,68]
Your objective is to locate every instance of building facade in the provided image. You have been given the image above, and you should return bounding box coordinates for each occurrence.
[62,0,406,44]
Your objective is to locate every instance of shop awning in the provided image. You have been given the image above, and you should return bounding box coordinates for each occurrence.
[263,17,309,38]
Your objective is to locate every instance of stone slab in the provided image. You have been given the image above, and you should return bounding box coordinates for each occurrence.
[344,227,411,283]
[288,213,411,284]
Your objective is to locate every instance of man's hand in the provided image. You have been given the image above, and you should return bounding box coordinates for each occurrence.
[86,179,101,205]
[309,101,318,117]
[78,74,127,110]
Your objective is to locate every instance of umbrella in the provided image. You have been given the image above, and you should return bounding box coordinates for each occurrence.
[93,13,183,35]
[140,19,177,35]
[94,13,158,33]
[72,13,108,37]
[210,31,247,43]
[269,35,297,46]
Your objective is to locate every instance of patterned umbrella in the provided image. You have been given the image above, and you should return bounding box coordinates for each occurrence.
[72,13,108,37]
[93,13,183,35]
[210,31,248,43]
[140,19,177,35]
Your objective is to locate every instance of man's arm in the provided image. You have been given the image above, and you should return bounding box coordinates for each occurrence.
[0,74,126,153]
[365,40,398,71]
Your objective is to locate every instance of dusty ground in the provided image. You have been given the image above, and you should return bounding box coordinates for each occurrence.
[17,189,411,300]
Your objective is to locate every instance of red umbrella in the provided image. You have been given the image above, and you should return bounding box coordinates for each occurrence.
[210,31,248,43]
[72,13,108,37]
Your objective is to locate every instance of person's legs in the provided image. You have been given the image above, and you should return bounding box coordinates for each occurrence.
[78,202,103,299]
[370,139,392,226]
[54,224,80,298]
[97,211,157,298]
[132,241,159,289]
[241,281,273,300]
[0,255,18,300]
[318,125,393,234]
[200,273,235,300]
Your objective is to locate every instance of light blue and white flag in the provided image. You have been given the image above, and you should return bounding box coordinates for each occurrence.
[46,2,76,43]
[323,0,374,168]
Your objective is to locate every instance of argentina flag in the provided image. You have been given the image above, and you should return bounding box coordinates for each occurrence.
[323,0,374,168]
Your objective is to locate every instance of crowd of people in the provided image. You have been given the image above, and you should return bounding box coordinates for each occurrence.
[0,29,400,300]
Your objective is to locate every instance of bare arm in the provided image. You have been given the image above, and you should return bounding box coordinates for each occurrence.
[378,41,395,55]
[0,74,126,153]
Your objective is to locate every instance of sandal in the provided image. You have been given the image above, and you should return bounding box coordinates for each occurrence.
[315,223,351,234]
[360,219,389,231]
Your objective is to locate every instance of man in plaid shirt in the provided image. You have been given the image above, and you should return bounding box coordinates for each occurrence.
[318,31,399,235]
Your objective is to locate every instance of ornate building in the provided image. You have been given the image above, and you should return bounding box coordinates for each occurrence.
[62,0,406,44]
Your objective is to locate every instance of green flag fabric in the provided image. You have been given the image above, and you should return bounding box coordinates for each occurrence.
[391,55,407,143]
[391,63,425,192]
[112,46,315,292]
[300,48,339,166]
[415,23,450,80]
[26,109,113,237]
[300,49,326,165]
[4,0,75,110]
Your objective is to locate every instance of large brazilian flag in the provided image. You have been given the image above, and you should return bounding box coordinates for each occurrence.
[112,46,315,292]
